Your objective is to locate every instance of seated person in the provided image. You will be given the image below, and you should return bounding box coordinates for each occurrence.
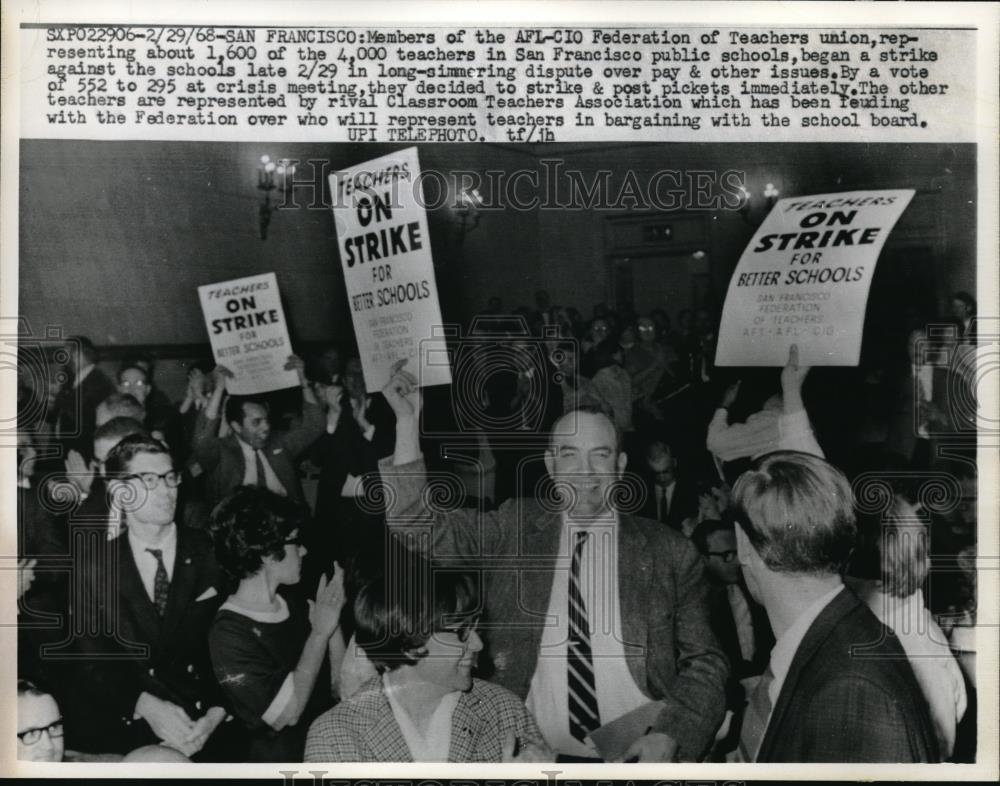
[17,679,65,762]
[305,542,551,763]
[208,487,346,762]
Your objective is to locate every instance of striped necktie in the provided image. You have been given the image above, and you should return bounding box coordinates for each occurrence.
[145,548,170,617]
[567,531,600,742]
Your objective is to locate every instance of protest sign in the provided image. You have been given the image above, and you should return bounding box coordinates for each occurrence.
[197,272,299,395]
[330,147,452,392]
[715,189,915,367]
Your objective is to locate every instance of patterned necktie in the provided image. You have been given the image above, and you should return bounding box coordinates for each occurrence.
[658,485,670,523]
[567,531,600,742]
[254,449,268,489]
[146,548,170,617]
[738,664,775,761]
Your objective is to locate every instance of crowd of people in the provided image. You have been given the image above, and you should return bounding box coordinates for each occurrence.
[14,287,980,763]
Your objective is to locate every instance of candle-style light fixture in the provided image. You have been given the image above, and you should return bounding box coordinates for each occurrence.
[738,181,781,225]
[257,155,296,239]
[454,187,483,246]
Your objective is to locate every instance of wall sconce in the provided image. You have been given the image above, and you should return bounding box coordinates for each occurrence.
[738,181,781,225]
[257,155,296,240]
[454,187,483,246]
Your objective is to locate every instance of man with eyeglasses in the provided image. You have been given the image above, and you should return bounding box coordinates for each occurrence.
[68,434,236,760]
[17,679,65,762]
[690,518,773,758]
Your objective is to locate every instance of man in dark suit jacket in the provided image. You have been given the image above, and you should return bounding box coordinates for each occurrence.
[191,357,324,510]
[47,336,116,462]
[378,365,728,762]
[731,450,938,762]
[66,435,237,759]
[634,438,699,531]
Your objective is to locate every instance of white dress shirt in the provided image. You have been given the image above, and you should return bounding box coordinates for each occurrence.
[525,514,650,756]
[384,673,460,762]
[765,583,845,712]
[236,437,287,496]
[126,522,177,604]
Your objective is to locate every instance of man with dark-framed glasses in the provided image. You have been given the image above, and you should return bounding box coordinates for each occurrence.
[65,434,237,760]
[17,679,65,762]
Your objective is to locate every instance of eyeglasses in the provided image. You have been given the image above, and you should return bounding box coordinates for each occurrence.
[17,719,64,745]
[119,380,149,389]
[123,470,182,490]
[707,549,738,563]
[440,617,480,643]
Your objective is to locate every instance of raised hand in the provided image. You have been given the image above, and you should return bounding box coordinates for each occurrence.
[64,449,95,496]
[382,359,421,420]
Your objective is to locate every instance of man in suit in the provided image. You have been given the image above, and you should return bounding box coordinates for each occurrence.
[730,451,938,762]
[377,363,727,762]
[191,355,324,510]
[47,336,116,462]
[635,438,698,531]
[67,435,237,759]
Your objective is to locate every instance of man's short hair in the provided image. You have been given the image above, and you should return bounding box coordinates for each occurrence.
[731,451,856,575]
[209,487,308,581]
[224,396,267,427]
[17,678,50,698]
[94,417,149,450]
[550,402,623,453]
[690,518,734,556]
[117,362,150,384]
[67,335,98,365]
[104,434,171,478]
[97,393,145,424]
[354,540,480,672]
[952,291,977,314]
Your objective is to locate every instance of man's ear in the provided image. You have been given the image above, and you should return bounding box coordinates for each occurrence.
[616,451,628,476]
[543,449,554,478]
[734,522,755,566]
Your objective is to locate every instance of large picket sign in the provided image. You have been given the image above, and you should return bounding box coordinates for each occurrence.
[330,148,451,392]
[198,272,298,395]
[715,189,915,367]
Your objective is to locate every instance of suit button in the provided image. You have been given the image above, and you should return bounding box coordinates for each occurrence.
[195,701,203,711]
[148,668,155,676]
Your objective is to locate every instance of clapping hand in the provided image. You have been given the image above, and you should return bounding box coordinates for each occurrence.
[64,449,96,496]
[308,565,346,639]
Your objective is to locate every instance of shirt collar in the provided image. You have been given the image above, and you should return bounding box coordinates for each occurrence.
[73,363,95,388]
[126,521,177,552]
[768,582,844,695]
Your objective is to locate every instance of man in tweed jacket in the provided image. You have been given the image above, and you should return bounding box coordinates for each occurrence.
[375,365,727,762]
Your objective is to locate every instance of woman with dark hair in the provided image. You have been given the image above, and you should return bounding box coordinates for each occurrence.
[305,543,550,763]
[208,487,345,761]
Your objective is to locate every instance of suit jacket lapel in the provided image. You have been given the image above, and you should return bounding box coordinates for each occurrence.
[758,587,855,759]
[618,514,652,658]
[450,689,489,761]
[358,682,413,762]
[116,534,162,646]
